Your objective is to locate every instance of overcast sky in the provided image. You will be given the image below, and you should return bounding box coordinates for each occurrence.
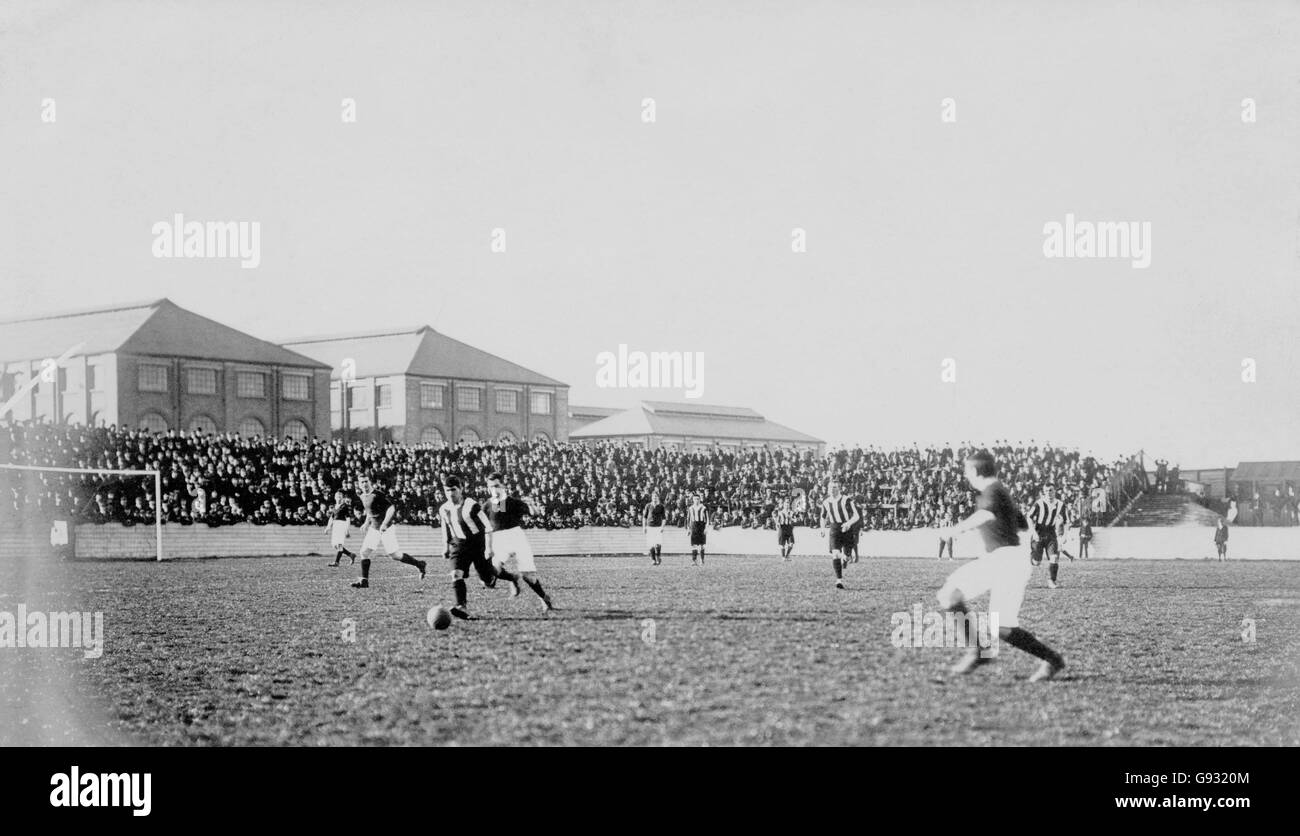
[1,1,1297,467]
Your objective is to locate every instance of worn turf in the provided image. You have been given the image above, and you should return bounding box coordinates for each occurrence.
[3,554,1298,745]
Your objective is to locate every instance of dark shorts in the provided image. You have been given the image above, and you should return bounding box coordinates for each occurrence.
[448,539,497,585]
[778,525,795,546]
[1030,530,1060,564]
[827,524,849,554]
[689,524,707,546]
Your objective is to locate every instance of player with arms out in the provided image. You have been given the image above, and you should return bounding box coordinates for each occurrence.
[686,494,709,565]
[351,475,427,589]
[936,450,1065,682]
[820,481,859,589]
[485,472,554,612]
[643,491,666,566]
[326,490,357,567]
[440,475,521,620]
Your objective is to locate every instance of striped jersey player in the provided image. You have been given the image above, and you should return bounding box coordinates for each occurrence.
[820,482,859,589]
[440,475,521,620]
[774,499,797,560]
[686,495,709,565]
[1027,485,1068,588]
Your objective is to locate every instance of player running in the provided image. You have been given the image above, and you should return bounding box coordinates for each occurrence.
[775,498,796,560]
[1028,485,1067,588]
[820,481,859,589]
[351,475,427,588]
[686,494,709,565]
[326,490,357,567]
[439,475,521,620]
[643,491,666,565]
[936,450,1066,682]
[485,472,554,612]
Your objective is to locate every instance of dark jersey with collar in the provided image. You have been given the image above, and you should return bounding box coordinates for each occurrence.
[975,480,1021,552]
[487,496,530,531]
[360,491,393,527]
[644,502,666,526]
[332,497,354,521]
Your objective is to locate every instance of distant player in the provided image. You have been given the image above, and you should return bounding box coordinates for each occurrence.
[351,475,427,589]
[1078,517,1092,559]
[847,494,864,562]
[1214,517,1229,561]
[820,481,860,589]
[1028,485,1066,588]
[485,472,553,612]
[439,475,521,619]
[326,490,357,567]
[643,491,666,565]
[686,494,709,565]
[936,450,1066,682]
[774,498,796,560]
[938,508,956,560]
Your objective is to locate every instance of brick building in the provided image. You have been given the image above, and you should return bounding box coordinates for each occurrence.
[0,299,331,439]
[281,326,569,446]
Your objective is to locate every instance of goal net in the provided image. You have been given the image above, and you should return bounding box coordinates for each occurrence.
[0,463,164,560]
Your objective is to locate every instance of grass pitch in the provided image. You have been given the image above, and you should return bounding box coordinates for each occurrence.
[3,553,1298,746]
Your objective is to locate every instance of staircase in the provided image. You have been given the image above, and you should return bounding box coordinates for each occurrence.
[1113,492,1223,527]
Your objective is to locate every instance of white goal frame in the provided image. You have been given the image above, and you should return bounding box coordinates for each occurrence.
[0,462,163,561]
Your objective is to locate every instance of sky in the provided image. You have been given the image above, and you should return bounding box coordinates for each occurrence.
[1,0,1297,467]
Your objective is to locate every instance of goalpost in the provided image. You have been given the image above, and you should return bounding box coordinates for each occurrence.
[0,463,164,561]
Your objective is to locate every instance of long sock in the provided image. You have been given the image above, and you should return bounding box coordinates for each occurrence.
[999,626,1062,665]
[360,558,371,580]
[699,549,704,565]
[832,557,843,579]
[397,553,421,567]
[496,566,519,583]
[523,574,548,600]
[1049,562,1059,582]
[453,578,467,607]
[340,547,354,558]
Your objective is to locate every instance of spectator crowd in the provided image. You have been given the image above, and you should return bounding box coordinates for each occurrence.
[2,421,1142,532]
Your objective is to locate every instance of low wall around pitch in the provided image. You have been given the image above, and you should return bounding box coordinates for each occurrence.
[38,522,1300,561]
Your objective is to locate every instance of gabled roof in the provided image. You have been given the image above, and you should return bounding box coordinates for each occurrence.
[0,298,328,369]
[282,325,566,387]
[569,405,622,419]
[1232,461,1300,482]
[570,401,822,444]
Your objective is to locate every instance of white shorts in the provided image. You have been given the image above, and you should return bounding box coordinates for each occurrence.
[937,543,1033,628]
[330,520,351,548]
[361,526,402,555]
[645,528,663,549]
[492,527,536,573]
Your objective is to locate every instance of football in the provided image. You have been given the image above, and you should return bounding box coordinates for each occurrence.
[427,606,452,630]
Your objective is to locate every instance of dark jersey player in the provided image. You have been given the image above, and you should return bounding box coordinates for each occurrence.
[439,475,521,620]
[351,475,427,589]
[643,492,666,565]
[936,450,1065,682]
[486,472,553,611]
[326,490,357,567]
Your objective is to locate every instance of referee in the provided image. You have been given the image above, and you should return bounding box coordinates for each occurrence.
[820,482,860,589]
[1028,485,1066,588]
